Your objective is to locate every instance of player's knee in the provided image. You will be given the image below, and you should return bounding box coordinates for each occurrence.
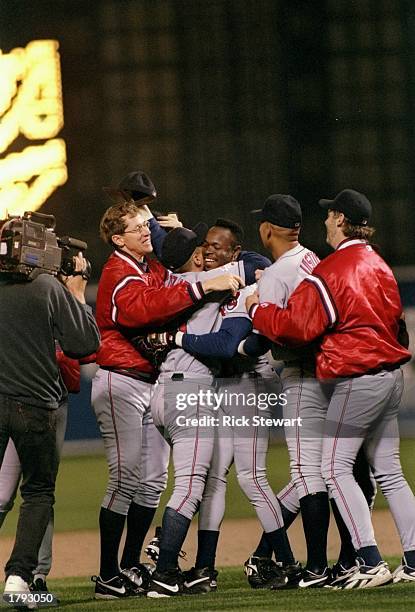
[321,452,354,483]
[179,496,200,518]
[135,480,167,507]
[321,461,335,486]
[373,469,407,496]
[173,492,203,519]
[203,474,227,497]
[236,470,265,497]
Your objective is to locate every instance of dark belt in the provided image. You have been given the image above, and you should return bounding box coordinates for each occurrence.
[100,366,157,384]
[171,373,184,381]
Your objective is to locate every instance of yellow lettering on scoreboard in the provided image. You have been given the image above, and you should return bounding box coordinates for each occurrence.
[0,40,67,218]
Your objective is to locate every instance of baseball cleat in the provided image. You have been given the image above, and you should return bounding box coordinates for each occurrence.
[298,567,331,588]
[120,564,152,593]
[244,556,288,589]
[280,561,303,588]
[337,558,392,589]
[30,574,48,592]
[145,526,162,563]
[183,566,218,594]
[327,563,354,589]
[147,568,184,598]
[145,526,187,564]
[392,559,415,583]
[91,573,143,599]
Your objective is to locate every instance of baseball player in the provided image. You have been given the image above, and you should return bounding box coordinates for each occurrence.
[237,198,378,587]
[228,194,330,588]
[148,214,271,286]
[178,284,302,592]
[91,191,242,599]
[203,217,271,274]
[242,195,377,588]
[246,189,415,588]
[144,226,246,597]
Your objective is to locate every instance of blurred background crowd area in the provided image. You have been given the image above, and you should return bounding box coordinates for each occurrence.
[1,0,415,272]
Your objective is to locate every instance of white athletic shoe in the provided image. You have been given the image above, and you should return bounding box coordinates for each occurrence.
[298,567,331,588]
[339,558,392,589]
[392,559,415,583]
[4,574,37,609]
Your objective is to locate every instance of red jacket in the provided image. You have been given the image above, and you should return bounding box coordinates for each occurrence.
[56,350,81,394]
[252,238,411,379]
[95,250,204,373]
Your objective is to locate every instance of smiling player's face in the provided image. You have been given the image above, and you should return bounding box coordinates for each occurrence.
[112,213,153,260]
[203,227,240,270]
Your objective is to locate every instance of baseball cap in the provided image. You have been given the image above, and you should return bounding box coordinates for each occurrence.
[251,194,302,229]
[319,189,372,226]
[161,223,208,271]
[103,171,157,204]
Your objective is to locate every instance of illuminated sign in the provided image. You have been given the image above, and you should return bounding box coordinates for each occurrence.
[0,40,67,218]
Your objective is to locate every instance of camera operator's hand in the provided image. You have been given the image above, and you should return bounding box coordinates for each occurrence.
[63,254,88,304]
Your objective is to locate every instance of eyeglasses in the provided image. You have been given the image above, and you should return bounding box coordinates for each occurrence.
[122,220,150,235]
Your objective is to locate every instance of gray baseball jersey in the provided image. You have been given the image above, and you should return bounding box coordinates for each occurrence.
[151,261,245,519]
[160,260,245,376]
[257,244,319,366]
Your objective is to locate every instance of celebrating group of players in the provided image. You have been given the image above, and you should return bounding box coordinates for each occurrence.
[87,170,415,598]
[2,169,414,602]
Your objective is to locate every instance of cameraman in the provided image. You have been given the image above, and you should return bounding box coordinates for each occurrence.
[0,254,100,599]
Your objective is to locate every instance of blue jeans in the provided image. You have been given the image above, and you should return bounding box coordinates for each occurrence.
[0,396,58,583]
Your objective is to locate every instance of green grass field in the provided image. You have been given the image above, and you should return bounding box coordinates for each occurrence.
[1,439,415,536]
[28,564,415,611]
[1,441,414,609]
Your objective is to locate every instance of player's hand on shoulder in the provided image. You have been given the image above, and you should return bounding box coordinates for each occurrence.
[157,213,183,229]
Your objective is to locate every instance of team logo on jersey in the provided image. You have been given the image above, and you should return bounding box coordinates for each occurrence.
[220,291,240,315]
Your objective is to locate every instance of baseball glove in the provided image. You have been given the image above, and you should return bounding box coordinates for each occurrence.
[130,331,177,368]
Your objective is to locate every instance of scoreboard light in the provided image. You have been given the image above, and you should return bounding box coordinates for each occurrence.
[0,40,67,219]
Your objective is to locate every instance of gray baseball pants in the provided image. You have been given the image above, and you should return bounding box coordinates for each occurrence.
[198,376,285,533]
[151,373,215,520]
[91,368,169,515]
[281,367,328,499]
[321,368,415,552]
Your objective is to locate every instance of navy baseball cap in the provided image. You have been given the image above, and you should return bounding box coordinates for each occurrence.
[251,194,302,229]
[103,171,157,204]
[161,223,208,271]
[319,189,372,226]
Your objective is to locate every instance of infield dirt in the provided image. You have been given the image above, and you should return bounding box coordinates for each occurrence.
[0,509,402,578]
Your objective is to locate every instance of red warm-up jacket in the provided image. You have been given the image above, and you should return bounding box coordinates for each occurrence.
[95,250,205,373]
[251,238,411,379]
